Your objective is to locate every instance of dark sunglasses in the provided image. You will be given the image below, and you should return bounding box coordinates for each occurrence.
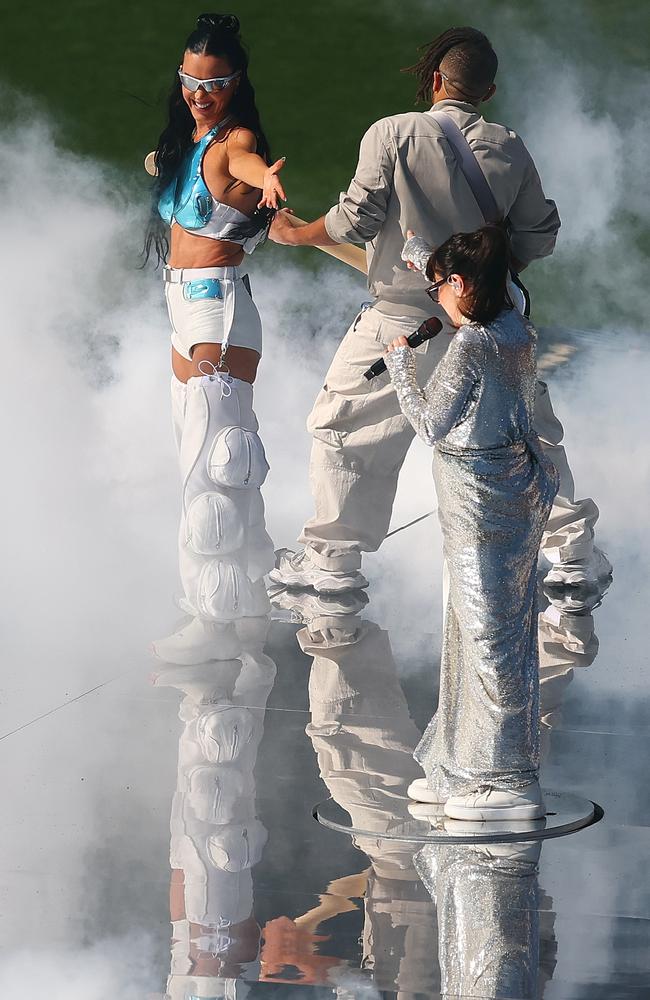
[178,69,241,93]
[426,277,449,303]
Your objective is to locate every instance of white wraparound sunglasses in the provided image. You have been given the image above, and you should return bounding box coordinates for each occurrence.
[178,69,241,93]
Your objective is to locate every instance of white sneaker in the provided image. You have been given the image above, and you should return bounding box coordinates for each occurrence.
[407,777,445,804]
[152,617,242,665]
[269,548,368,594]
[543,546,613,587]
[444,781,546,821]
[269,584,368,624]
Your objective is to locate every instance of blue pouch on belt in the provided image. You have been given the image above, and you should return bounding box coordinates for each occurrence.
[183,278,223,302]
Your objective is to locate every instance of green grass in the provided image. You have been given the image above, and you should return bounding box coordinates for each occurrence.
[1,1,648,326]
[1,1,647,214]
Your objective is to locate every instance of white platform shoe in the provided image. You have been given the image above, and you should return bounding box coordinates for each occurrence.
[444,780,546,821]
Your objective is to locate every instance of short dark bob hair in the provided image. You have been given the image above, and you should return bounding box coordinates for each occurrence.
[427,224,512,325]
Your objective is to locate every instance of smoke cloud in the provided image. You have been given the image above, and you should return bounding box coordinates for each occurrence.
[0,3,649,992]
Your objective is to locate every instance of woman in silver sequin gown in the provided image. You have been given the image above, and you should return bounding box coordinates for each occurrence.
[385,226,559,821]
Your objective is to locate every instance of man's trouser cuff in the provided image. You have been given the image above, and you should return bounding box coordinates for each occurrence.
[301,541,363,573]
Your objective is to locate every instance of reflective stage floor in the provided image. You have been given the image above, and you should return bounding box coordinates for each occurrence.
[2,576,648,999]
[1,326,648,999]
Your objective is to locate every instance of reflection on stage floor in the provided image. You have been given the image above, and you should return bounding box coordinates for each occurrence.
[1,325,648,999]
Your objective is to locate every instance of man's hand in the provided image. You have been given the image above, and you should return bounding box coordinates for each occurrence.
[269,208,300,245]
[269,212,335,248]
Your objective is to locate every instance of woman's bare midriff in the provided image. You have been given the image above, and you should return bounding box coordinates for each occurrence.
[168,225,246,269]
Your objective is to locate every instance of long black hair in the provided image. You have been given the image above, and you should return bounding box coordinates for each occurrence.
[142,12,272,267]
[428,224,512,325]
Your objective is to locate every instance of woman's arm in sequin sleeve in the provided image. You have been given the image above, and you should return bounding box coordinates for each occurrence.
[384,327,485,445]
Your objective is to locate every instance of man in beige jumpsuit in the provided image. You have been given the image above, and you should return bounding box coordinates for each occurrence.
[270,27,610,594]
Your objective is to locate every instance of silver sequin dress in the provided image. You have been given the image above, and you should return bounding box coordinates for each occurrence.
[415,841,541,998]
[385,308,559,797]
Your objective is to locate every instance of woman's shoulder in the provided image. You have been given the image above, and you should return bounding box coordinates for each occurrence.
[455,322,491,349]
[491,308,537,342]
[223,124,257,149]
[204,124,256,158]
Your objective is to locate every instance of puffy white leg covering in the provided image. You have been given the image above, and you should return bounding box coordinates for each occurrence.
[155,373,274,663]
[177,372,273,622]
[170,374,187,455]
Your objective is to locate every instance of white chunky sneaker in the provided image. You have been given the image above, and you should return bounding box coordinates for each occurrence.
[543,545,613,587]
[444,781,546,821]
[269,548,368,594]
[152,617,242,665]
[407,777,445,804]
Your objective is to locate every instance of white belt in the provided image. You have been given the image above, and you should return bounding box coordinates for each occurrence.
[163,264,241,283]
[163,266,242,361]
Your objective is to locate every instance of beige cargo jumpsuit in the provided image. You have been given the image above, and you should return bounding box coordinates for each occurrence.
[299,99,598,573]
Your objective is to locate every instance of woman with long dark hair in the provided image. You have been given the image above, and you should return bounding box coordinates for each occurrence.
[150,13,281,664]
[385,225,559,822]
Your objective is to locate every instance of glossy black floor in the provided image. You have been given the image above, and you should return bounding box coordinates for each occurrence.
[3,571,645,999]
[1,330,648,999]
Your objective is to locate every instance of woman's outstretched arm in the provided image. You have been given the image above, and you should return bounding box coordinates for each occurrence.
[223,127,286,208]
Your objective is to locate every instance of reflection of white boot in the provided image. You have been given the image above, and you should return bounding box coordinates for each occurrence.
[151,658,243,701]
[444,781,546,821]
[152,617,242,664]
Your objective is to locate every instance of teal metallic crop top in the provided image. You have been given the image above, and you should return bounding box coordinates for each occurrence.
[157,119,268,254]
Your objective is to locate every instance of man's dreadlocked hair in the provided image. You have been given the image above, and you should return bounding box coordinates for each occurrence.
[405,27,498,105]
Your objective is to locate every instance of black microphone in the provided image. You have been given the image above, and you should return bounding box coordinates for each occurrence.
[363,317,443,381]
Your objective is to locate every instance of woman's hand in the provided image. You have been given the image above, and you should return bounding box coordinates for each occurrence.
[401,229,434,274]
[385,336,410,354]
[404,229,417,270]
[259,157,287,209]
